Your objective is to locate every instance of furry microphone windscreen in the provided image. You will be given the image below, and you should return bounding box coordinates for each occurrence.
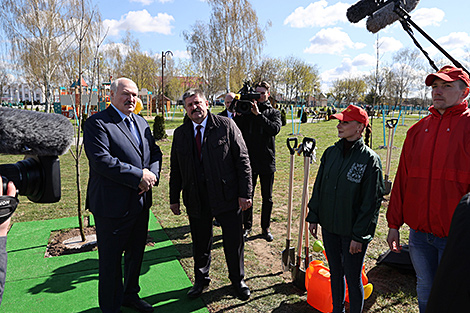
[366,0,420,33]
[0,107,74,156]
[346,0,380,23]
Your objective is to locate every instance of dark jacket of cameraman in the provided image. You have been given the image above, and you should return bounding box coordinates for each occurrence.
[234,101,282,175]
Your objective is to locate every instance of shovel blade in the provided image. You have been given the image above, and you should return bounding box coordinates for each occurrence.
[281,247,296,272]
[291,265,306,291]
[384,180,392,195]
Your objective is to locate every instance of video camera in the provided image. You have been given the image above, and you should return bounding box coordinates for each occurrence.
[0,107,74,223]
[1,156,61,203]
[228,81,261,115]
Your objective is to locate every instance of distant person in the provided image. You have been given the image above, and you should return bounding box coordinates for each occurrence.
[84,77,162,313]
[234,81,281,242]
[386,65,470,312]
[169,88,253,300]
[307,104,384,313]
[0,177,17,306]
[219,92,236,119]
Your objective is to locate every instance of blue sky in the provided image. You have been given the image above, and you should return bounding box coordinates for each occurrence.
[96,0,470,91]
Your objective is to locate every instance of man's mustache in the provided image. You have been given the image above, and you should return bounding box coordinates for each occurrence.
[191,108,202,114]
[125,100,134,105]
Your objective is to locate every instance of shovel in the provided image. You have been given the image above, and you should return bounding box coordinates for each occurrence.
[384,118,398,195]
[282,137,298,272]
[291,137,316,291]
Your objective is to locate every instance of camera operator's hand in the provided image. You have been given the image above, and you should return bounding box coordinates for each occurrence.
[251,101,260,116]
[0,177,16,237]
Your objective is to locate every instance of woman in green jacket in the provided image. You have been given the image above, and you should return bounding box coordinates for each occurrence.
[307,104,384,313]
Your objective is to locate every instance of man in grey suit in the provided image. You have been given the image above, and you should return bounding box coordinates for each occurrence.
[84,77,162,313]
[169,88,252,301]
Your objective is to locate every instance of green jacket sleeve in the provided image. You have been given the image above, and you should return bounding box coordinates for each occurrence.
[351,155,384,243]
[306,153,326,224]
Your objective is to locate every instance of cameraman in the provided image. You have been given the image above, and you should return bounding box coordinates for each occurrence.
[0,176,17,305]
[234,81,281,242]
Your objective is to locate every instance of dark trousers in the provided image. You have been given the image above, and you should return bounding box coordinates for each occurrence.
[243,172,274,231]
[188,208,245,284]
[322,228,367,313]
[94,208,149,313]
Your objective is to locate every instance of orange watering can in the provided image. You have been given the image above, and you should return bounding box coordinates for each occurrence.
[305,240,373,313]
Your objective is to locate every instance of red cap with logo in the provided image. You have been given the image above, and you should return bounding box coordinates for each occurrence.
[425,65,470,87]
[331,104,369,126]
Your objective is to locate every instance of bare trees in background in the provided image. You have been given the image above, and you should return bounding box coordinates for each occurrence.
[183,0,271,98]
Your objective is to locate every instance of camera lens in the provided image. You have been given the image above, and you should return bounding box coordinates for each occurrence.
[237,100,252,115]
[1,176,8,195]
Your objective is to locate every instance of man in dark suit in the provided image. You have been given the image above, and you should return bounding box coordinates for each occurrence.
[219,92,236,119]
[84,77,162,313]
[169,88,252,300]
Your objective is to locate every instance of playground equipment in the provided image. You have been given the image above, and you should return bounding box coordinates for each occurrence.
[305,240,373,313]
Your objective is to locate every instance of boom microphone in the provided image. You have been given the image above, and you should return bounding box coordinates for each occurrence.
[346,0,380,23]
[367,0,420,33]
[0,107,74,156]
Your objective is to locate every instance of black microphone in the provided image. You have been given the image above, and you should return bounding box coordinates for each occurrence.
[367,0,420,33]
[346,0,380,23]
[0,107,74,156]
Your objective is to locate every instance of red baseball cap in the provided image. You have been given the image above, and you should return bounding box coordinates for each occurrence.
[425,65,470,87]
[331,104,369,126]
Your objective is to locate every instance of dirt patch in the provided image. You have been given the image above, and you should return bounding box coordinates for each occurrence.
[45,227,98,257]
[45,227,155,258]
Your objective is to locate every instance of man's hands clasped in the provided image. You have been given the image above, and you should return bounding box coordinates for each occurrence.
[138,168,157,194]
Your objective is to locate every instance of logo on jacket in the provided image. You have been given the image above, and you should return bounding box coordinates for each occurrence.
[347,163,367,183]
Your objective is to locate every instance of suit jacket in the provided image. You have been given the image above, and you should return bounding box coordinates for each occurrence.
[219,109,232,118]
[169,113,252,218]
[84,106,162,218]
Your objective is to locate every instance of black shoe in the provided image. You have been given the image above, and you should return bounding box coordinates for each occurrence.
[122,297,154,313]
[232,280,250,301]
[243,228,252,241]
[262,229,273,242]
[187,281,210,298]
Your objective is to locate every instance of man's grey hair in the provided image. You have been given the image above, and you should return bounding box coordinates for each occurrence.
[110,77,135,93]
[182,88,206,105]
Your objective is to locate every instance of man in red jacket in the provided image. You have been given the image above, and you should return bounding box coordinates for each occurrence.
[386,65,470,313]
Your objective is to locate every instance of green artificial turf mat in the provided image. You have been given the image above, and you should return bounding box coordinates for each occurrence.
[1,213,207,313]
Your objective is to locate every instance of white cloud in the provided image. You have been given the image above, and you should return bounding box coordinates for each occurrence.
[420,32,470,63]
[129,0,173,5]
[284,0,350,28]
[101,42,131,57]
[352,53,375,67]
[102,10,174,37]
[437,32,470,50]
[412,8,445,27]
[321,58,369,91]
[172,50,191,59]
[378,36,403,53]
[304,27,366,55]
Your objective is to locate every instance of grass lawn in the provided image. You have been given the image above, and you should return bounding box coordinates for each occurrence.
[0,110,424,312]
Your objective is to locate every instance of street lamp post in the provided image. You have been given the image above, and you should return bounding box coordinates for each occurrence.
[161,50,173,116]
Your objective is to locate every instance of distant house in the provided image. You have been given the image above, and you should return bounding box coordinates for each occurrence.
[2,82,44,104]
